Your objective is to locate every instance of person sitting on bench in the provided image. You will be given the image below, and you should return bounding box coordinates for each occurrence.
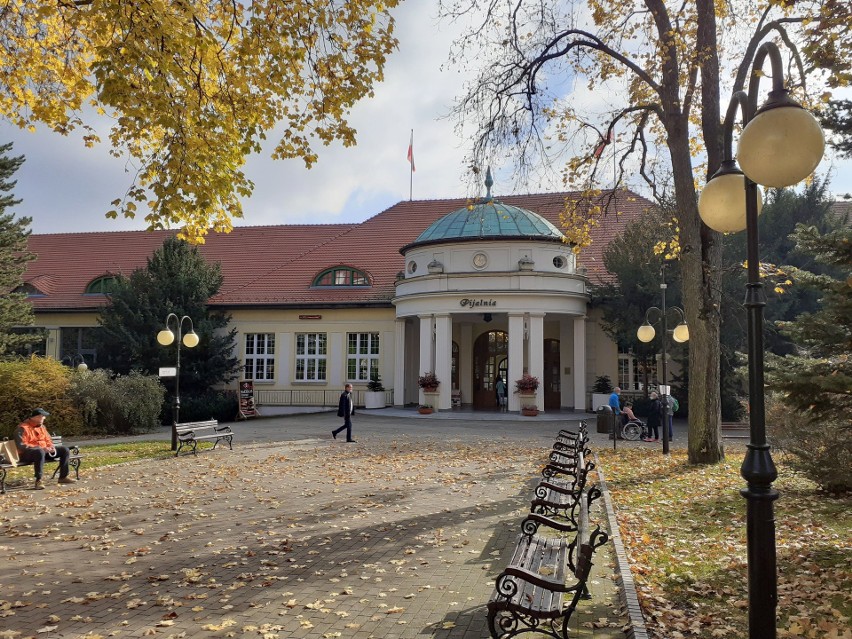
[15,408,76,490]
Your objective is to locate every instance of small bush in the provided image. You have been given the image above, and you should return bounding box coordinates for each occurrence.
[175,390,239,423]
[592,374,614,394]
[766,392,851,494]
[68,369,166,435]
[0,356,84,438]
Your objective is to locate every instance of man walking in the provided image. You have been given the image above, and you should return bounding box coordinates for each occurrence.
[15,408,75,490]
[332,383,356,443]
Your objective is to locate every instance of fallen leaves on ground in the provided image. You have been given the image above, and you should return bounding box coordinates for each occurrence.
[599,448,851,639]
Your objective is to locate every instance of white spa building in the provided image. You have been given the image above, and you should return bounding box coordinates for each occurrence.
[21,183,652,413]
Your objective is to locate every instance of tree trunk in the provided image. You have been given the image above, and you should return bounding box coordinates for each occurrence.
[668,129,725,464]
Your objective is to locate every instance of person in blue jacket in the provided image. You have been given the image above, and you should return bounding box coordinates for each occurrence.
[608,387,622,416]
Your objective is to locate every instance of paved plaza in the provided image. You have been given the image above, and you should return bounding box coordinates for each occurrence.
[0,411,696,639]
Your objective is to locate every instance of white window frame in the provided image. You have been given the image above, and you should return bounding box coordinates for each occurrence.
[244,333,275,381]
[347,332,380,382]
[295,333,327,381]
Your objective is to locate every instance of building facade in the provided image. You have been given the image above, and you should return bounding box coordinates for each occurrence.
[20,187,653,412]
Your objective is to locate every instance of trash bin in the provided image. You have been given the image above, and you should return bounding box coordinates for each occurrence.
[596,404,615,434]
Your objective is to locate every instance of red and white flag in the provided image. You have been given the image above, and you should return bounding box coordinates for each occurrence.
[593,129,612,158]
[407,130,415,172]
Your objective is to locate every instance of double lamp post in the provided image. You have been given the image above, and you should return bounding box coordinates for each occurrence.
[697,41,824,639]
[636,264,689,456]
[156,313,199,451]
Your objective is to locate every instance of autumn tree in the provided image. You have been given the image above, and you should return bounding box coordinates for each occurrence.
[0,1,400,242]
[440,0,851,463]
[0,142,36,357]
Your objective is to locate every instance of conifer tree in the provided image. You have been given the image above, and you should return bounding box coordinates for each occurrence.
[95,236,240,394]
[0,142,36,357]
[769,224,852,419]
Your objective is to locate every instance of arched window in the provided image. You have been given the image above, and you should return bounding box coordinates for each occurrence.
[85,276,120,295]
[14,283,44,297]
[312,267,370,287]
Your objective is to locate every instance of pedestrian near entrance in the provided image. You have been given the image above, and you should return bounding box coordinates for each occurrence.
[332,383,356,442]
[15,408,76,490]
[645,392,661,441]
[608,387,622,416]
[495,376,507,410]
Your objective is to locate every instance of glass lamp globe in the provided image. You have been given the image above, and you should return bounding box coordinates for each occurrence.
[698,171,763,233]
[183,331,200,348]
[77,361,88,372]
[738,103,825,188]
[672,323,690,343]
[637,323,656,343]
[157,329,175,346]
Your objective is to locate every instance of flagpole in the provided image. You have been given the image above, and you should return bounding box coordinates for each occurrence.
[409,129,414,201]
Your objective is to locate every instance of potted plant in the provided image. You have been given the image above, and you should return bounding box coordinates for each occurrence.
[514,373,539,395]
[521,404,539,417]
[364,372,386,409]
[591,374,614,412]
[417,404,434,415]
[418,372,440,393]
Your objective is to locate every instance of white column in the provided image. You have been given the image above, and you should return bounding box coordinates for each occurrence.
[434,314,452,410]
[528,313,545,411]
[573,316,587,412]
[393,318,406,407]
[559,321,572,408]
[507,313,525,412]
[279,332,292,387]
[460,323,473,406]
[329,332,344,389]
[418,315,434,405]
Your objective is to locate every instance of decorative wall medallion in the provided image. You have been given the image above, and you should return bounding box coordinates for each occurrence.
[408,260,417,274]
[472,252,488,269]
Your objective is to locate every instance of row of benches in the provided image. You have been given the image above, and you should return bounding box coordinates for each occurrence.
[1,419,233,493]
[487,421,609,639]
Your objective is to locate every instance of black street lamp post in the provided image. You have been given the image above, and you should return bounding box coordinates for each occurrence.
[697,41,824,639]
[637,267,689,456]
[157,313,199,451]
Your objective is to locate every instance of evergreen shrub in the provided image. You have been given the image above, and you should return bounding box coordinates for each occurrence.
[175,390,239,423]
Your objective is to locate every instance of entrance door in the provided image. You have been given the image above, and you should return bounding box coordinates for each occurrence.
[544,338,561,410]
[473,330,508,409]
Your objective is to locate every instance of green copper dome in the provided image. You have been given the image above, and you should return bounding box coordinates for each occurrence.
[405,169,564,250]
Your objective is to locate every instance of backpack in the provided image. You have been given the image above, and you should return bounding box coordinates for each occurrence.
[671,397,680,413]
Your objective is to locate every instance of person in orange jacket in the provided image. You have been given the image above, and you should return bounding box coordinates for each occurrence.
[14,408,75,490]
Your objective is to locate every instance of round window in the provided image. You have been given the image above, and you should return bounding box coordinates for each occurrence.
[408,260,417,274]
[553,256,566,269]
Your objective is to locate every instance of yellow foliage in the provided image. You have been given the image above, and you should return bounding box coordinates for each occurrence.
[0,0,400,243]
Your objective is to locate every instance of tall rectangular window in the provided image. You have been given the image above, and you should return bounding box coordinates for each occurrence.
[347,332,379,382]
[244,333,275,381]
[295,333,327,381]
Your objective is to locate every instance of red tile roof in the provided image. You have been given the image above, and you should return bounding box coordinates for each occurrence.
[23,190,653,311]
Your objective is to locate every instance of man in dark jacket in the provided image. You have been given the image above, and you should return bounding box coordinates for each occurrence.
[332,383,356,442]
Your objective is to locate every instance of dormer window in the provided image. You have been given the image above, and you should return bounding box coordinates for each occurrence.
[312,267,370,287]
[85,276,120,295]
[14,283,45,297]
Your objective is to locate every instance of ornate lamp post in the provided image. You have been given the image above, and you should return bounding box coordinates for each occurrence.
[636,269,688,455]
[697,41,824,639]
[157,313,199,451]
[61,353,89,371]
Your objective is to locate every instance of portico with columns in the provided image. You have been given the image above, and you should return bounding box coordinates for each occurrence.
[392,174,590,413]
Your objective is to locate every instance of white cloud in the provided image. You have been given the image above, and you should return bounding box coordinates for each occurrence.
[2,2,850,236]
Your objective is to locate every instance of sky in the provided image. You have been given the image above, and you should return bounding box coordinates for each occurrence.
[3,3,850,236]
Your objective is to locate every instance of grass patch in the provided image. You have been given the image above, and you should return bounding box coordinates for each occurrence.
[2,440,216,488]
[598,448,851,639]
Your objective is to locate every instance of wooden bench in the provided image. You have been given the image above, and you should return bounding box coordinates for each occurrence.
[487,425,608,639]
[0,435,83,494]
[174,420,234,456]
[488,504,609,638]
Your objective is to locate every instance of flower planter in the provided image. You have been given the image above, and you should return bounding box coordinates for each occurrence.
[364,391,386,409]
[418,407,434,415]
[422,386,438,393]
[521,408,539,417]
